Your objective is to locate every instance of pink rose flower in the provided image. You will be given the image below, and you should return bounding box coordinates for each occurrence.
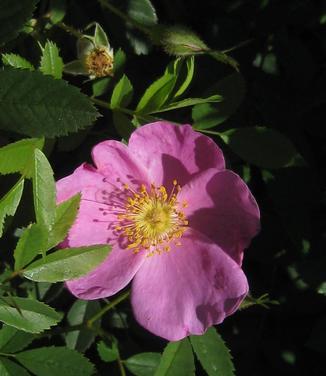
[56,121,260,341]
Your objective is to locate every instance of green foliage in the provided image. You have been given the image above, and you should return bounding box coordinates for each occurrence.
[0,180,24,238]
[0,138,44,177]
[151,95,222,114]
[0,297,62,333]
[94,23,109,47]
[0,325,34,353]
[192,73,245,129]
[15,346,94,376]
[14,223,48,270]
[97,340,119,363]
[125,352,161,376]
[32,149,56,229]
[0,0,38,45]
[172,57,194,98]
[0,69,99,137]
[39,40,64,79]
[2,53,34,70]
[0,357,31,376]
[136,72,176,114]
[47,194,81,249]
[66,300,101,352]
[110,74,134,109]
[190,328,235,376]
[23,245,111,282]
[154,339,195,376]
[127,0,158,26]
[220,127,302,169]
[240,293,279,310]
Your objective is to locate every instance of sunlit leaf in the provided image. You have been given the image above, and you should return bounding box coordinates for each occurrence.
[97,340,119,363]
[32,149,56,229]
[0,297,62,333]
[136,73,176,114]
[154,339,195,376]
[16,347,94,376]
[47,194,81,249]
[0,138,44,177]
[2,53,34,70]
[190,328,235,376]
[127,0,158,26]
[0,325,35,353]
[23,245,111,282]
[125,352,161,376]
[14,223,48,270]
[110,74,134,109]
[0,69,99,137]
[0,180,24,238]
[40,40,64,79]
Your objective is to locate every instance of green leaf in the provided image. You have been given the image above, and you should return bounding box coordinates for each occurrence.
[110,75,133,109]
[0,69,99,137]
[136,73,176,114]
[14,223,48,270]
[125,352,161,376]
[0,179,24,238]
[0,138,44,177]
[16,346,94,376]
[174,57,195,98]
[0,297,62,333]
[151,95,222,114]
[40,40,64,79]
[0,0,38,46]
[221,127,302,169]
[48,0,66,25]
[192,73,245,129]
[0,325,35,353]
[190,328,235,376]
[154,339,195,376]
[47,194,81,249]
[66,300,101,352]
[2,53,34,70]
[23,244,111,282]
[97,340,119,363]
[94,23,109,47]
[64,60,88,76]
[127,0,158,26]
[33,149,56,229]
[0,357,31,376]
[112,111,134,140]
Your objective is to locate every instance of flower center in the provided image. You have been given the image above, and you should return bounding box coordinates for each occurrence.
[85,47,114,78]
[115,180,188,257]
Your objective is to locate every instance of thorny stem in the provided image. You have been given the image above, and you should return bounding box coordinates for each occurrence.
[87,289,130,327]
[55,21,84,39]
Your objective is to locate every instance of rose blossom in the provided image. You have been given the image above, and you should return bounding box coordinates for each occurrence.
[56,121,260,341]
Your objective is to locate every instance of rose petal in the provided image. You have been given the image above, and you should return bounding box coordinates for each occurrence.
[66,246,145,300]
[178,169,260,265]
[128,121,225,188]
[92,140,149,189]
[131,229,248,341]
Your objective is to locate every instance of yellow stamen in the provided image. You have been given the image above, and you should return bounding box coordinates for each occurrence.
[115,181,188,256]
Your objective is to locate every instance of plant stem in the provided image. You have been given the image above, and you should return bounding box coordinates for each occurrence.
[87,290,130,328]
[56,21,84,39]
